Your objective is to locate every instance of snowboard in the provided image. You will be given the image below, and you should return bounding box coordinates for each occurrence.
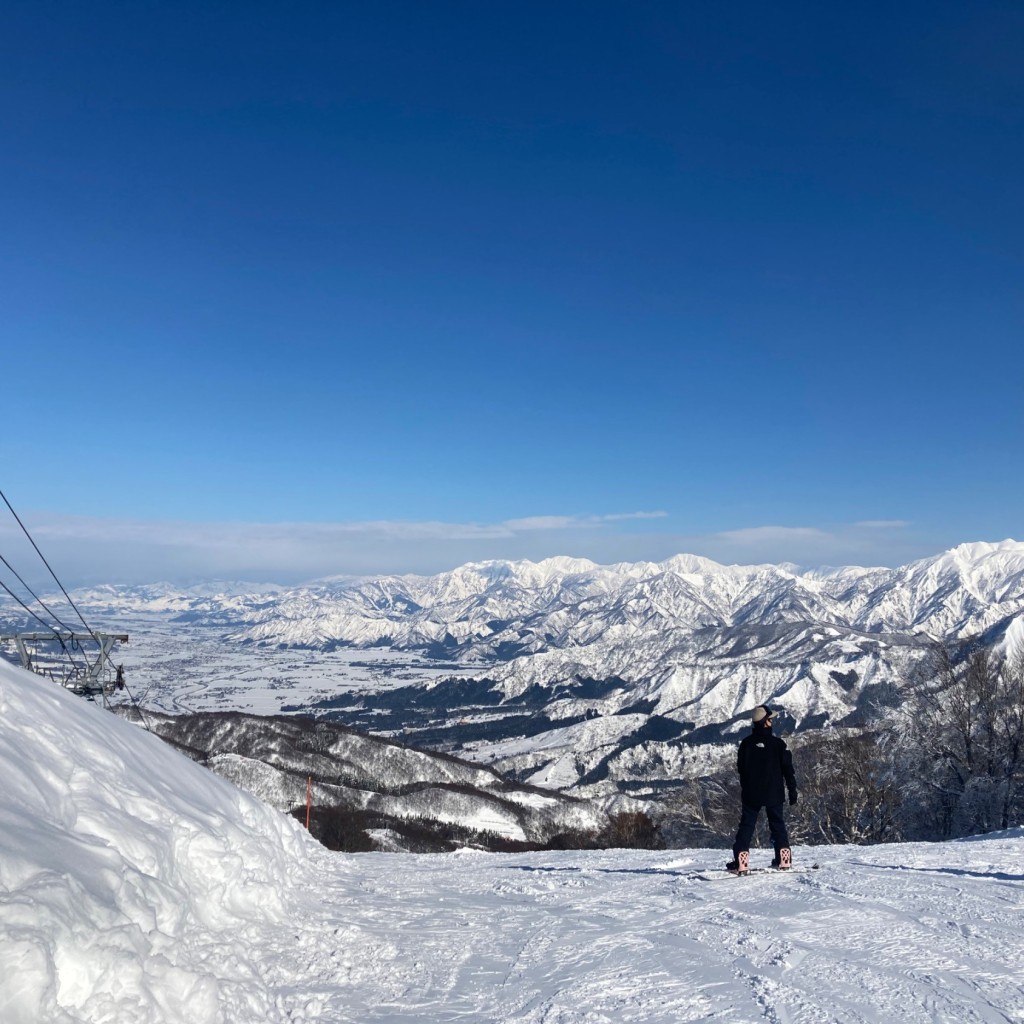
[692,848,819,881]
[691,865,819,881]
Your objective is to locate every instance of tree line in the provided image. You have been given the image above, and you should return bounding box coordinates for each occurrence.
[661,644,1024,847]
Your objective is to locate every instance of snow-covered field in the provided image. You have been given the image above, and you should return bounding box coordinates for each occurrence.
[66,613,474,716]
[1,658,1022,1023]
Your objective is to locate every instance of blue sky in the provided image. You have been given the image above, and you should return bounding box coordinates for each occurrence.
[1,2,1022,583]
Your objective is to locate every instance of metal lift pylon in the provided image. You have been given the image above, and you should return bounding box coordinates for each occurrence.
[0,631,129,700]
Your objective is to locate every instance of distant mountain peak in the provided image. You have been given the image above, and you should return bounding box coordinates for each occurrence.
[946,538,1024,562]
[657,553,726,575]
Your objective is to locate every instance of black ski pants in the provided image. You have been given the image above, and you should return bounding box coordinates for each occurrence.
[732,801,789,857]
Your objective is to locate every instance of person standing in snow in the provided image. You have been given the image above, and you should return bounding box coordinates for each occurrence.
[727,705,798,872]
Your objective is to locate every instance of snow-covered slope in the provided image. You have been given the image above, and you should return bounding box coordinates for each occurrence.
[1,657,1022,1023]
[135,710,605,845]
[0,657,315,1023]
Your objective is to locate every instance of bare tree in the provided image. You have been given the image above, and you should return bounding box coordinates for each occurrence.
[657,775,739,848]
[786,729,903,845]
[599,810,665,849]
[897,645,1024,838]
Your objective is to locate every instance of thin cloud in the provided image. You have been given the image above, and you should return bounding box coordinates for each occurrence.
[589,511,669,523]
[23,511,670,546]
[0,510,672,585]
[0,510,946,586]
[714,526,830,545]
[854,520,912,529]
[699,520,934,571]
[501,516,577,531]
[504,512,668,531]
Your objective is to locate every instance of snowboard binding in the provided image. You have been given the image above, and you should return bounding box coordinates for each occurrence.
[727,851,750,876]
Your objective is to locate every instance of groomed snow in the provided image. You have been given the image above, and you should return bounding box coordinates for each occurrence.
[1,659,1022,1023]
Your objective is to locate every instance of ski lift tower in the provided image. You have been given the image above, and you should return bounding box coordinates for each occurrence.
[0,630,129,699]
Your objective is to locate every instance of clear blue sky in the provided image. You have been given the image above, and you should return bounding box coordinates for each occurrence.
[1,1,1021,582]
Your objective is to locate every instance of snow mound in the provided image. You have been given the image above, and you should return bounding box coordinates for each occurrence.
[0,659,315,1024]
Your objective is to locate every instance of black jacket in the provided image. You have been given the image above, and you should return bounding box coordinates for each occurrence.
[737,725,797,807]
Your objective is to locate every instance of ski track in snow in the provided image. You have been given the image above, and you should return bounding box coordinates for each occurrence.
[264,843,1024,1024]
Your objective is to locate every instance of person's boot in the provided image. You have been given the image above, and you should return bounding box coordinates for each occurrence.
[727,851,749,875]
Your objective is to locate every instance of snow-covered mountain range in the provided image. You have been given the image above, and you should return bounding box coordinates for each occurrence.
[193,541,1024,647]
[43,540,1024,797]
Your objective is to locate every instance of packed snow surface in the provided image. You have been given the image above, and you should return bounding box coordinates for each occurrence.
[1,659,1022,1023]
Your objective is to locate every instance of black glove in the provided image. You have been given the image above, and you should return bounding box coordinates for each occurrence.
[789,791,798,806]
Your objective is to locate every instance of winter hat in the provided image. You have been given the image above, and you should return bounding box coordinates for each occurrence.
[752,705,772,724]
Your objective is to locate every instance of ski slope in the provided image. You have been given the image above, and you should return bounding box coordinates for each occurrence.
[1,659,1022,1023]
[268,841,1024,1023]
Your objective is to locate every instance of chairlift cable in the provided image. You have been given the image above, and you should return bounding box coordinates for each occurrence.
[0,567,150,727]
[0,574,67,635]
[116,673,154,733]
[0,488,106,655]
[1,490,153,729]
[0,574,91,676]
[0,550,79,635]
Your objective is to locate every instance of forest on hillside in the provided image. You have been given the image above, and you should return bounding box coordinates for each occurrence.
[660,646,1024,849]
